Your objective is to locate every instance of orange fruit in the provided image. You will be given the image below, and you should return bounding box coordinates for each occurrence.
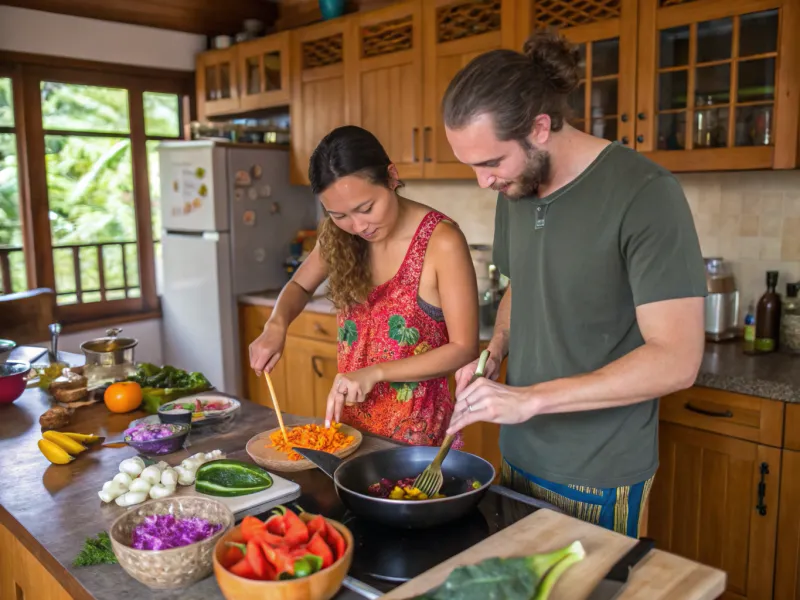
[104,382,143,413]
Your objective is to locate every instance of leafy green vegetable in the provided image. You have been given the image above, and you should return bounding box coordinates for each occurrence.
[73,532,118,567]
[407,541,585,600]
[127,363,212,413]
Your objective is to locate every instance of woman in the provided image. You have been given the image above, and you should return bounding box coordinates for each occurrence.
[249,125,479,447]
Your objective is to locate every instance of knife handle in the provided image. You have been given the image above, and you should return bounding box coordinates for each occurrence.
[606,538,655,582]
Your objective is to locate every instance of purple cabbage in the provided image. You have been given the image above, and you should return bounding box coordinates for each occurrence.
[130,515,223,550]
[124,423,178,442]
[366,477,417,498]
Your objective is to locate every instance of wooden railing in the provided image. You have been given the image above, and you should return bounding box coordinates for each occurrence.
[1,241,160,304]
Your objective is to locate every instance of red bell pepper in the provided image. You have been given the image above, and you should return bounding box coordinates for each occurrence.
[246,539,271,579]
[222,541,246,568]
[271,505,310,545]
[265,513,286,537]
[324,521,347,561]
[307,531,335,568]
[307,514,326,537]
[240,515,267,543]
[259,539,296,575]
[229,556,257,579]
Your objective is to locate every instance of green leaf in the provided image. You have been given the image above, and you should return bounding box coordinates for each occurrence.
[73,532,118,567]
[338,319,358,346]
[388,315,406,342]
[390,382,419,402]
[400,327,420,346]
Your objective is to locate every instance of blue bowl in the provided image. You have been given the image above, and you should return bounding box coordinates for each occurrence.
[319,0,346,20]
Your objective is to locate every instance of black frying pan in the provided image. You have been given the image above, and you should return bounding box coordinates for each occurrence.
[294,445,496,529]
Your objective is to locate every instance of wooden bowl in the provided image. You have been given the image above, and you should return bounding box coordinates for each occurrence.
[109,496,234,589]
[213,512,354,600]
[245,424,362,472]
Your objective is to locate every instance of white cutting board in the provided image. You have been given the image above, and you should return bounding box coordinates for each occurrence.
[180,470,301,518]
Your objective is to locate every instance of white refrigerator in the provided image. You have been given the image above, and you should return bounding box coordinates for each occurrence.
[157,141,317,397]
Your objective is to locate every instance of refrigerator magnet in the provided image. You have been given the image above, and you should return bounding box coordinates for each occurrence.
[235,170,252,186]
[192,198,202,209]
[254,248,266,263]
[251,164,263,179]
[243,210,256,226]
[234,188,244,202]
[195,167,206,179]
[198,184,208,197]
[259,184,272,198]
[247,187,259,201]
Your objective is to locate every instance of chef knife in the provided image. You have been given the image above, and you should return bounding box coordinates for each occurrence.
[585,537,655,600]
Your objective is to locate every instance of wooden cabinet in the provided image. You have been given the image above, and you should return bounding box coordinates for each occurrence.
[775,448,800,600]
[236,31,292,112]
[634,0,800,171]
[352,1,425,179]
[648,421,780,600]
[196,48,240,118]
[289,17,357,185]
[421,0,518,178]
[239,304,288,409]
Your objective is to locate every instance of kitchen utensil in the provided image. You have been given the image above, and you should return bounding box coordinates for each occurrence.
[0,360,31,405]
[585,537,655,600]
[0,339,16,356]
[213,510,353,600]
[109,496,234,590]
[382,509,726,600]
[189,467,301,517]
[293,445,495,529]
[703,257,739,342]
[245,423,362,472]
[80,327,138,366]
[413,350,490,498]
[342,576,383,599]
[158,395,240,427]
[264,372,289,444]
[48,322,61,362]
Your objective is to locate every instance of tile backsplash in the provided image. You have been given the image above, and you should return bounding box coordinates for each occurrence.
[403,170,800,320]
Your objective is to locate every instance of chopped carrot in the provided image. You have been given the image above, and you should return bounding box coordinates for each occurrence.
[268,423,355,461]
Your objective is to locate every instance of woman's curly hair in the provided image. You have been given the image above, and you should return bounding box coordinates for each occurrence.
[309,126,402,312]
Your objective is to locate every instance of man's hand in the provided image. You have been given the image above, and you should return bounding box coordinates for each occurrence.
[454,352,502,395]
[447,378,535,434]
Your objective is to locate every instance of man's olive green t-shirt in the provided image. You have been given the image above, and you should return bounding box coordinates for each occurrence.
[492,142,707,489]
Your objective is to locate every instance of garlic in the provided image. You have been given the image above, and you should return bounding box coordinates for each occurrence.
[161,467,178,487]
[119,457,145,476]
[128,478,152,494]
[115,491,148,507]
[139,465,162,485]
[112,472,133,487]
[149,483,176,499]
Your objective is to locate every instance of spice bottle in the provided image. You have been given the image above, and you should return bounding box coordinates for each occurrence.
[755,271,781,353]
[780,282,800,354]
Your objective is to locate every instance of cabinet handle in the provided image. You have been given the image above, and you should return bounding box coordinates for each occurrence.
[423,127,432,162]
[621,136,629,145]
[637,135,645,143]
[638,112,646,120]
[621,113,629,122]
[313,322,328,336]
[412,127,419,163]
[311,356,323,377]
[684,402,733,418]
[756,462,769,516]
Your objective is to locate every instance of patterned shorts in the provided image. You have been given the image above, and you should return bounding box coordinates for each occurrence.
[500,459,654,539]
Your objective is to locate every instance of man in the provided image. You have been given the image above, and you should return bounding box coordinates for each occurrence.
[442,29,707,538]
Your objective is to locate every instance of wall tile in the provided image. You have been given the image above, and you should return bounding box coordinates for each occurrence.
[739,216,760,237]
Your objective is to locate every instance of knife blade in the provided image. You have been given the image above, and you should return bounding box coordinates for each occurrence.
[585,537,655,600]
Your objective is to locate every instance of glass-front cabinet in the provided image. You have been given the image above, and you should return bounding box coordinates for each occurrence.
[236,31,291,112]
[635,0,800,171]
[518,0,638,148]
[196,48,239,119]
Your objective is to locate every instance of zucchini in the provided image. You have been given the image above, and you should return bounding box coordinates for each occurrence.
[194,459,273,497]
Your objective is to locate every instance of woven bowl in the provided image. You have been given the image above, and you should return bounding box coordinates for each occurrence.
[109,496,234,590]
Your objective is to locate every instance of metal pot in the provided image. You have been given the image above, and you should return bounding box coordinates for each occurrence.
[80,328,138,367]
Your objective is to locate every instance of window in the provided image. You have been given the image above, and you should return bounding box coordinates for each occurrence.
[0,74,26,294]
[0,54,190,326]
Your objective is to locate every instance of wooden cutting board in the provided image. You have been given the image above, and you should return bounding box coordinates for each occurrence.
[383,508,726,600]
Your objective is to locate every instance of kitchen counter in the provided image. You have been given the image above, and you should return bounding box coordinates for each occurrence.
[240,292,800,403]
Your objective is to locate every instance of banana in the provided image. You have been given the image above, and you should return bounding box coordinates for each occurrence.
[61,432,101,444]
[38,439,75,465]
[42,430,87,455]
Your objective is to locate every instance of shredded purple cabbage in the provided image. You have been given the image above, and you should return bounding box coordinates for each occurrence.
[367,477,417,498]
[130,515,223,550]
[124,423,178,442]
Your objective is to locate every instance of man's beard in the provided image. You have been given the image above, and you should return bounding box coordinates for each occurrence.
[497,144,551,200]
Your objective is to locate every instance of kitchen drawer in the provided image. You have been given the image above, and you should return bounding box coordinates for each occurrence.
[785,403,800,451]
[289,310,338,343]
[659,386,784,447]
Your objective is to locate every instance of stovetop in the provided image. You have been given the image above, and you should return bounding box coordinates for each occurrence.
[250,470,546,598]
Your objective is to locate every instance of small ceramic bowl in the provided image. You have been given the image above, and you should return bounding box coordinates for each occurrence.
[0,360,30,406]
[110,496,234,590]
[124,422,190,456]
[157,403,193,425]
[213,512,354,600]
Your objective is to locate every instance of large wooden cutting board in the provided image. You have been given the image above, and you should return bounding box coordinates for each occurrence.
[383,508,726,599]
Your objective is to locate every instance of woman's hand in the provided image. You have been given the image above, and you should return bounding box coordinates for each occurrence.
[249,321,287,377]
[325,366,382,427]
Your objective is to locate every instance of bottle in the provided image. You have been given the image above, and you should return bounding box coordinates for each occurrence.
[754,271,781,353]
[742,301,756,354]
[780,282,800,354]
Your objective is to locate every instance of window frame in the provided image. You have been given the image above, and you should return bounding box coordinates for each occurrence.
[0,52,193,327]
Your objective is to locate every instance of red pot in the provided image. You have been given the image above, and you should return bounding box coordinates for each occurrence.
[0,361,31,405]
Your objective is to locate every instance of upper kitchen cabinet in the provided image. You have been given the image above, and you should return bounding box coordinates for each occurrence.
[236,31,292,112]
[196,48,240,118]
[352,1,425,179]
[421,0,518,179]
[289,17,357,185]
[635,0,800,171]
[517,0,639,148]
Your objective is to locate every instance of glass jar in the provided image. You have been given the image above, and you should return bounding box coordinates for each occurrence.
[780,282,800,354]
